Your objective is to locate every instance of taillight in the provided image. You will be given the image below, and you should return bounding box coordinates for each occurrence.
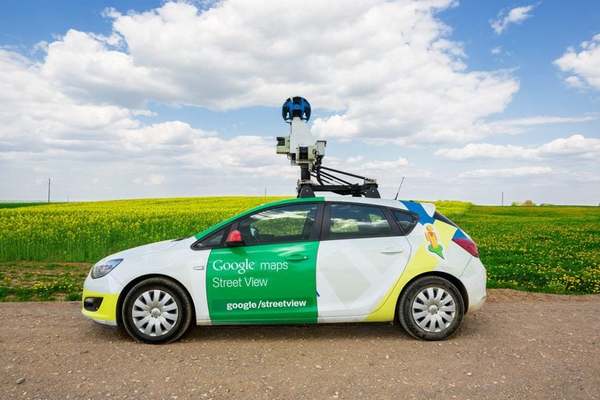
[452,237,479,258]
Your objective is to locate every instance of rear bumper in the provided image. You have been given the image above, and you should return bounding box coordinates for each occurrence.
[460,257,487,313]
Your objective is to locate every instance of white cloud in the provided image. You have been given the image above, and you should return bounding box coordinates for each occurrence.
[0,47,287,180]
[1,0,597,204]
[459,166,552,178]
[28,0,519,144]
[0,49,141,146]
[340,155,409,173]
[134,174,166,186]
[490,5,536,34]
[491,46,503,55]
[480,115,596,136]
[436,143,537,160]
[436,134,600,160]
[537,134,600,157]
[555,33,600,90]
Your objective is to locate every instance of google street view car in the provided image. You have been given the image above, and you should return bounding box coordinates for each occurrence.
[82,98,486,343]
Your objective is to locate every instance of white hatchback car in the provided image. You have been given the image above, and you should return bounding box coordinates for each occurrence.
[82,196,486,343]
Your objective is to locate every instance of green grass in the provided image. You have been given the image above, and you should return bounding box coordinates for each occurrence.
[0,261,90,301]
[0,197,598,298]
[451,206,600,294]
[0,202,48,209]
[0,196,284,262]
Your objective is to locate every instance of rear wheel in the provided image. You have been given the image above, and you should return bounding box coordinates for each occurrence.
[121,277,193,344]
[397,276,464,340]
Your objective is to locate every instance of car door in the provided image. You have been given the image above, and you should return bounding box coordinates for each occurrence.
[316,202,412,321]
[205,202,323,324]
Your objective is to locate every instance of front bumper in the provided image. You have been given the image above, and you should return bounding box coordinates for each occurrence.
[81,274,122,326]
[81,289,119,326]
[460,257,487,313]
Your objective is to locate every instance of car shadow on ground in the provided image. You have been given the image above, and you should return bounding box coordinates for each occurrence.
[186,322,411,342]
[85,321,419,344]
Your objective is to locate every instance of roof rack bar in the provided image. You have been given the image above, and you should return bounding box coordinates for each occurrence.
[317,168,352,185]
[319,165,369,181]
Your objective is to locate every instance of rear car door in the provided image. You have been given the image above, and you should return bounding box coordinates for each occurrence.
[205,202,323,324]
[316,202,412,321]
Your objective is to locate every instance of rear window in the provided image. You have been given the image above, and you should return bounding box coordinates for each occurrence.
[434,211,458,227]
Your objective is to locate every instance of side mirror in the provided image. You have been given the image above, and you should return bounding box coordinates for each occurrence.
[225,229,244,246]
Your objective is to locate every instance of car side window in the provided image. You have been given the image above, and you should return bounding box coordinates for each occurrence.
[193,227,227,249]
[237,203,319,245]
[392,210,418,234]
[326,203,392,239]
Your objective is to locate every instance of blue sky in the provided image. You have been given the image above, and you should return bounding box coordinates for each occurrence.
[1,0,599,204]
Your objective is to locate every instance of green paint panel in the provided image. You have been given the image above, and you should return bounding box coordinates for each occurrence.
[206,241,319,324]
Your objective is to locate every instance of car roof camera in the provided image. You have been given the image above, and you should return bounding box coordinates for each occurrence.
[276,96,380,199]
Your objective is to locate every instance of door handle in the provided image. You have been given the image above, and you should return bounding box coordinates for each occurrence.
[285,253,309,261]
[380,248,404,255]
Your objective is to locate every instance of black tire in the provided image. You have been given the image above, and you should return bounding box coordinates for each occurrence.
[121,277,193,344]
[397,276,465,341]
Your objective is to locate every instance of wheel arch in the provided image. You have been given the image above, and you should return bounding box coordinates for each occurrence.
[394,271,469,322]
[116,274,196,328]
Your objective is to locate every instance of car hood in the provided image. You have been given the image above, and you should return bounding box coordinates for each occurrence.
[97,237,194,264]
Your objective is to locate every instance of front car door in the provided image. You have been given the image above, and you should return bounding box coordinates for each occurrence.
[205,202,323,324]
[316,202,412,322]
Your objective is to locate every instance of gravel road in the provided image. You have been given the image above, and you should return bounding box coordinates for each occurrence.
[1,289,599,400]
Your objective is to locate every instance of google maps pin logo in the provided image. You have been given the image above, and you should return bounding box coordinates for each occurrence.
[425,225,444,259]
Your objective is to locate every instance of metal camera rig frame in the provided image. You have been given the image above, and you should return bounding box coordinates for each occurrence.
[276,96,380,199]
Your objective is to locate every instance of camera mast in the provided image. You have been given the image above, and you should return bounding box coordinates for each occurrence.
[276,96,380,198]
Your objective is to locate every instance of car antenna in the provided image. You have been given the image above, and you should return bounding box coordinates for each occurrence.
[394,177,405,200]
[276,96,380,199]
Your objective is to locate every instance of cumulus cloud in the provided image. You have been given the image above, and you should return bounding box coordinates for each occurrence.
[0,49,140,147]
[29,0,521,144]
[459,166,552,178]
[436,134,600,160]
[134,174,166,186]
[1,0,596,202]
[436,143,537,160]
[0,47,287,179]
[475,115,596,137]
[555,33,600,90]
[490,4,536,34]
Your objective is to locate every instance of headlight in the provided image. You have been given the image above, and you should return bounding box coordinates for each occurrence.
[91,258,123,279]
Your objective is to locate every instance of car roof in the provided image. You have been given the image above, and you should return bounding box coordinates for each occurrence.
[261,196,436,214]
[322,196,408,208]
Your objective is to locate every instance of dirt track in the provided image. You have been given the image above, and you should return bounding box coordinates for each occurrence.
[1,289,599,400]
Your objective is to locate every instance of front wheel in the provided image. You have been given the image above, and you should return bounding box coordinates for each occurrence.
[397,276,464,340]
[121,277,193,344]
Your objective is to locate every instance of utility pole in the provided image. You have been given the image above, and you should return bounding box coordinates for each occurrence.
[501,191,504,207]
[47,178,51,203]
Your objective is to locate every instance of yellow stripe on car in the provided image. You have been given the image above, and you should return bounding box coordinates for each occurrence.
[365,220,457,322]
[81,289,119,324]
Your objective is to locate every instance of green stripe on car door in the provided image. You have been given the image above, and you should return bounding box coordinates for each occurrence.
[206,241,319,324]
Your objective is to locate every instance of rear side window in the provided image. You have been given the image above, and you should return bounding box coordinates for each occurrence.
[392,210,418,234]
[326,203,392,239]
[434,211,458,227]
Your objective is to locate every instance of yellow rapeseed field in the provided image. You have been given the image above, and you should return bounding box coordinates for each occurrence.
[1,197,599,297]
